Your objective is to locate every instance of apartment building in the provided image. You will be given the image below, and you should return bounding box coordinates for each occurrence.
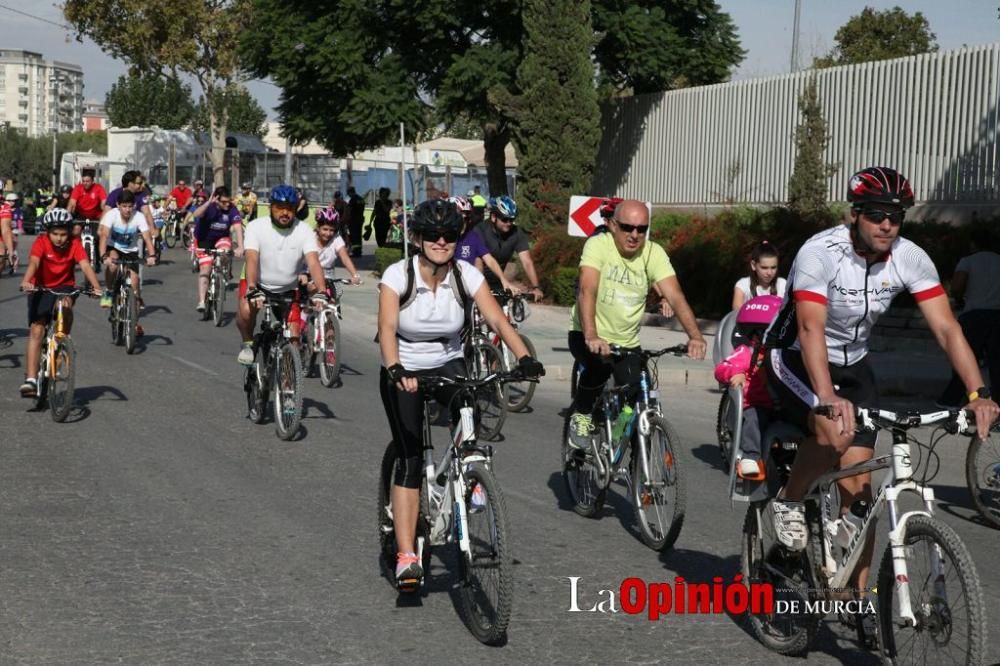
[0,49,84,136]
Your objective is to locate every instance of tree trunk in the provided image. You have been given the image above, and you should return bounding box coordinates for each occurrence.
[483,122,510,195]
[206,85,227,188]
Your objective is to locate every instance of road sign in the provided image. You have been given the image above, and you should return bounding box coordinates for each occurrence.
[567,196,652,237]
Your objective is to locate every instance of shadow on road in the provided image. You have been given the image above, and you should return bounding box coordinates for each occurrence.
[75,385,128,405]
[143,304,173,315]
[0,352,21,368]
[303,397,335,420]
[135,334,174,353]
[690,443,728,473]
[338,363,364,377]
[932,483,996,529]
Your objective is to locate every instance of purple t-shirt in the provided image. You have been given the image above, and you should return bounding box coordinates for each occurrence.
[105,187,147,212]
[455,228,490,263]
[195,203,242,244]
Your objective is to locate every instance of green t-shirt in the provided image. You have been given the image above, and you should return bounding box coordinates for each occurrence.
[570,233,675,348]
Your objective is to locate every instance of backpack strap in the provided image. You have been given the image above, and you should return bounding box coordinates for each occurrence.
[399,255,418,311]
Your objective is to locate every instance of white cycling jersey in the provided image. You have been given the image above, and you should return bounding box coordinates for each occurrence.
[765,224,944,366]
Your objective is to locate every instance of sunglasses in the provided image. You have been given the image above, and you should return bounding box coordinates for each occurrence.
[496,215,514,223]
[861,209,905,225]
[424,228,460,243]
[616,221,649,235]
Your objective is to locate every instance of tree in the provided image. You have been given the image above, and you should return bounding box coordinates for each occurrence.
[814,6,937,67]
[787,79,834,217]
[192,84,267,138]
[244,1,744,195]
[0,126,51,194]
[501,0,601,228]
[104,73,196,130]
[64,0,251,185]
[58,130,108,157]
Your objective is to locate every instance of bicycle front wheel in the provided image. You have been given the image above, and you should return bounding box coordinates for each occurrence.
[469,342,507,441]
[110,291,123,345]
[561,411,607,517]
[245,362,266,424]
[318,309,341,387]
[458,463,513,645]
[164,223,177,248]
[124,287,138,354]
[631,415,685,551]
[49,337,76,422]
[504,333,537,412]
[965,434,1000,529]
[273,343,303,440]
[213,270,226,327]
[877,514,986,664]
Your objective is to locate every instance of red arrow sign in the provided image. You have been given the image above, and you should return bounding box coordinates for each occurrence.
[569,197,602,236]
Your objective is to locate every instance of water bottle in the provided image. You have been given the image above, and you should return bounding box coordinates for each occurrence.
[611,406,634,445]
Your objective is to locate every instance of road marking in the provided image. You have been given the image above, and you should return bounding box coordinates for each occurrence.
[160,352,219,376]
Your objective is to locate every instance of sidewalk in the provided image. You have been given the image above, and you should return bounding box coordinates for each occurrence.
[344,241,954,402]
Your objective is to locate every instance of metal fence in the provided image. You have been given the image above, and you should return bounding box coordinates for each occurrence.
[594,44,1000,206]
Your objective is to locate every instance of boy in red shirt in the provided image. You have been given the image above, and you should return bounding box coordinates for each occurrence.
[18,209,103,397]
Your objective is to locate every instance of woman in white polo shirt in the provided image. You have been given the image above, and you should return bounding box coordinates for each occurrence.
[377,199,544,589]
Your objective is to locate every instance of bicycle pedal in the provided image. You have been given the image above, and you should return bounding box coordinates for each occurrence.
[737,468,767,482]
[396,578,422,592]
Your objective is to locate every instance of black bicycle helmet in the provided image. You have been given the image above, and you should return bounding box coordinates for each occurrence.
[847,166,914,209]
[409,199,463,235]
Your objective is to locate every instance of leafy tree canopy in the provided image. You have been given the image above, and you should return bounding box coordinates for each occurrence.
[192,84,267,138]
[105,73,196,130]
[814,6,937,67]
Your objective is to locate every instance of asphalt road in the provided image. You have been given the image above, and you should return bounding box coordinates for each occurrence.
[1,240,997,664]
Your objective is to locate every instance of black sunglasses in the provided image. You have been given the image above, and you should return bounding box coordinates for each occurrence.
[861,209,905,225]
[616,221,649,235]
[423,228,460,243]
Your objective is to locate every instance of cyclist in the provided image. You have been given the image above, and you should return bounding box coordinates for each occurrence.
[190,186,245,312]
[104,170,154,229]
[98,189,157,331]
[377,198,544,588]
[237,185,329,365]
[18,209,103,397]
[452,195,516,295]
[0,191,13,269]
[48,185,73,212]
[168,178,193,212]
[236,182,258,223]
[475,195,544,301]
[68,168,108,238]
[567,199,706,447]
[763,166,999,605]
[309,207,361,286]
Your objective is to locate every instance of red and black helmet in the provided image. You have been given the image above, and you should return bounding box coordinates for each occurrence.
[599,196,624,219]
[847,167,914,209]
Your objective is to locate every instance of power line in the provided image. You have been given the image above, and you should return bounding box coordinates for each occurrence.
[0,2,70,30]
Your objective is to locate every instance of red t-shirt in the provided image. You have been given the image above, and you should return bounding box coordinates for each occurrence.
[70,182,108,220]
[0,202,11,221]
[170,186,193,210]
[30,234,87,287]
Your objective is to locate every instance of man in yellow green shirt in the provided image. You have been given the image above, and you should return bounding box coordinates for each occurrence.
[568,199,706,446]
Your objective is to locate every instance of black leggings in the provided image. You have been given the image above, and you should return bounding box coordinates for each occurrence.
[569,330,644,415]
[379,357,466,488]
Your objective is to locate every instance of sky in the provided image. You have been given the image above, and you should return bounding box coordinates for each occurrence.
[0,1,996,122]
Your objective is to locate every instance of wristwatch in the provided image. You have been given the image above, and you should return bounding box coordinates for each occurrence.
[968,386,991,402]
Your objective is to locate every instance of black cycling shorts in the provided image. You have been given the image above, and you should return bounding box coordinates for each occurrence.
[765,347,879,448]
[27,288,78,326]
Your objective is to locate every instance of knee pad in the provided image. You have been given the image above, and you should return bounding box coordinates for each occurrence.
[394,456,422,489]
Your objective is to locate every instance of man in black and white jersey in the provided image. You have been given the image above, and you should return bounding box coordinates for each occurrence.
[763,167,999,593]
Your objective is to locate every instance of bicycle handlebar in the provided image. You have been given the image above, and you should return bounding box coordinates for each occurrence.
[414,371,541,393]
[21,286,96,297]
[608,343,689,359]
[813,404,998,436]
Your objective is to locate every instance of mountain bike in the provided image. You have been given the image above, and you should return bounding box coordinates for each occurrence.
[108,257,140,354]
[302,276,356,387]
[561,344,688,551]
[377,370,538,645]
[25,286,95,421]
[965,420,1000,530]
[201,248,232,327]
[742,405,988,662]
[464,335,507,441]
[243,290,304,441]
[472,290,538,412]
[163,209,185,248]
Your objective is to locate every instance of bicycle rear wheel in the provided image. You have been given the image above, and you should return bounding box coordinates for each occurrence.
[124,286,138,354]
[468,342,507,441]
[877,514,986,664]
[458,463,512,645]
[560,412,608,517]
[48,337,76,422]
[631,415,685,551]
[504,334,537,412]
[716,391,734,465]
[273,342,303,440]
[965,434,1000,530]
[740,503,818,655]
[213,271,226,327]
[318,309,341,387]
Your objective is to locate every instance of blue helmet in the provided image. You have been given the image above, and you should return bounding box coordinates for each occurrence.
[493,195,517,220]
[269,184,299,206]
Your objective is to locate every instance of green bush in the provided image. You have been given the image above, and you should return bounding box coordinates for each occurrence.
[373,247,403,276]
[550,266,580,305]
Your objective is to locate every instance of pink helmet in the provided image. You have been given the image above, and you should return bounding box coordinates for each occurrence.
[733,294,783,345]
[449,196,472,214]
[315,206,340,226]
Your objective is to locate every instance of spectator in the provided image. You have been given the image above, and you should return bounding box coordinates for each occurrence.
[332,191,349,243]
[346,186,365,257]
[469,185,487,225]
[295,186,309,221]
[938,226,1000,407]
[732,241,786,310]
[370,187,393,247]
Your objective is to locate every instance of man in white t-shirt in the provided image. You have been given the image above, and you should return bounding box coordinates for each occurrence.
[98,189,156,310]
[938,225,1000,406]
[236,185,329,365]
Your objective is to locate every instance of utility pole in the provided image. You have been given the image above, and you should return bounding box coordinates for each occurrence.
[51,131,58,191]
[790,0,802,72]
